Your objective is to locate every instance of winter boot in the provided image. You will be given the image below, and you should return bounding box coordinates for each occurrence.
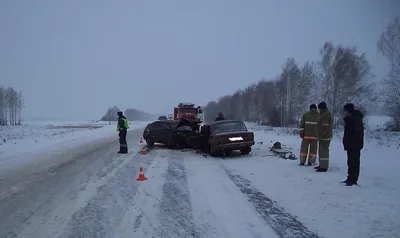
[314,166,320,170]
[307,163,313,166]
[118,145,128,154]
[315,168,327,172]
[345,181,357,186]
[299,163,305,166]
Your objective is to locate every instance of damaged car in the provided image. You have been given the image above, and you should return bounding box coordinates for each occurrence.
[202,120,255,156]
[143,119,254,157]
[142,119,196,149]
[185,120,255,157]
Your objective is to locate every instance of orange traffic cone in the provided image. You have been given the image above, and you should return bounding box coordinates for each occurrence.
[139,137,144,143]
[136,167,147,181]
[140,147,147,155]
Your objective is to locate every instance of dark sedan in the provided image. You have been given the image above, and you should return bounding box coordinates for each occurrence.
[200,120,255,156]
[142,120,194,148]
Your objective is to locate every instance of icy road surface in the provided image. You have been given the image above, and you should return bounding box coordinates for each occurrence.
[0,127,319,238]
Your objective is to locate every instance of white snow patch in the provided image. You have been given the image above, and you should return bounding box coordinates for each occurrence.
[185,155,279,238]
[365,116,391,130]
[223,124,400,238]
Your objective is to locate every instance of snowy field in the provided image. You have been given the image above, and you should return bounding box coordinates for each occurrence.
[0,120,150,168]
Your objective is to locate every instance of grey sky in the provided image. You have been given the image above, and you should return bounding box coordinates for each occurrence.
[1,0,398,120]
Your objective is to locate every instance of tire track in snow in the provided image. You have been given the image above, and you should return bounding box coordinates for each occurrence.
[117,148,169,238]
[222,165,320,238]
[62,151,154,238]
[158,152,199,238]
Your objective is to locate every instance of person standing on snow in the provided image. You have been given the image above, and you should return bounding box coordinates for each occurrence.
[315,102,333,172]
[117,111,129,154]
[299,104,320,166]
[215,112,225,121]
[342,103,364,186]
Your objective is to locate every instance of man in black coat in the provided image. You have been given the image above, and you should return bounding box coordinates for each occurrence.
[342,103,364,186]
[215,112,225,121]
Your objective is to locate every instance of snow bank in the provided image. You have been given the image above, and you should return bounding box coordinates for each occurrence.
[0,120,150,166]
[230,117,400,238]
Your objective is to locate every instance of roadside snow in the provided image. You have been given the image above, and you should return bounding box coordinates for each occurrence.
[223,116,400,238]
[0,120,150,169]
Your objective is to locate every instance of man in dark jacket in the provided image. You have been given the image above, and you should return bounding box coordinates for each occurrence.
[342,103,364,186]
[215,112,225,121]
[117,111,129,154]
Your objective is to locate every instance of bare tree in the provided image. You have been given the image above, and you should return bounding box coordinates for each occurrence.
[0,87,5,125]
[0,86,24,126]
[204,40,374,128]
[17,91,24,125]
[377,17,400,131]
[319,42,375,127]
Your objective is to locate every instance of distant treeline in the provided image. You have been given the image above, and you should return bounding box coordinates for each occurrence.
[205,17,400,131]
[0,86,24,126]
[100,106,155,121]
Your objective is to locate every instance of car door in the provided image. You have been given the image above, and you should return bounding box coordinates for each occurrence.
[158,122,172,144]
[148,121,162,143]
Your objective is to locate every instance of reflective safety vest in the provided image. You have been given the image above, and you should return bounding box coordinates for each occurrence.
[299,110,320,139]
[318,109,333,140]
[117,118,129,131]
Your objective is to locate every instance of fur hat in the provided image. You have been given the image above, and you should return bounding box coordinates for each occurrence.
[318,102,327,110]
[343,103,355,112]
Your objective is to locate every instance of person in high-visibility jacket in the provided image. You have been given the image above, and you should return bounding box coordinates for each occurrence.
[299,104,320,166]
[117,111,129,154]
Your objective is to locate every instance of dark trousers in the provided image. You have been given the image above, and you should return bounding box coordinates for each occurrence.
[118,130,128,153]
[347,149,361,183]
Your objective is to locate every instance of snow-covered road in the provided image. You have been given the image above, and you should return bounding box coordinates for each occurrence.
[1,118,399,238]
[0,127,318,238]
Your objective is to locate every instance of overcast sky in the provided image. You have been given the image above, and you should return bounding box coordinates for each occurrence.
[0,0,399,120]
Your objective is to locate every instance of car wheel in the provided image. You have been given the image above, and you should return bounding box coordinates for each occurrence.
[210,146,220,157]
[146,138,154,147]
[240,147,251,155]
[167,136,176,149]
[224,150,233,156]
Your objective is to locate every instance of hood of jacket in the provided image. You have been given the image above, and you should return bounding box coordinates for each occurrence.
[352,110,364,119]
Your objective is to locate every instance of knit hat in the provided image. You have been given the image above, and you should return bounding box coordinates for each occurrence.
[310,104,317,110]
[318,102,327,110]
[343,103,355,113]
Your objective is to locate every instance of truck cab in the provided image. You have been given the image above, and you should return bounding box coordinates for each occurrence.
[174,103,198,121]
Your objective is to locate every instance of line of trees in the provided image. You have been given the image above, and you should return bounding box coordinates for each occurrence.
[204,40,375,128]
[377,17,400,131]
[99,106,155,121]
[0,86,24,126]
